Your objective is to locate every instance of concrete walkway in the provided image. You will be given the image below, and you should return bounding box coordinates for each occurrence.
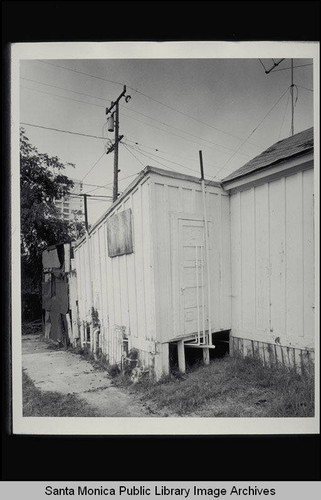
[22,335,153,417]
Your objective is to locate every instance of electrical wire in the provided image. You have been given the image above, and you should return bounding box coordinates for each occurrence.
[20,121,107,140]
[123,143,179,172]
[270,63,313,73]
[123,105,247,156]
[21,84,252,158]
[80,152,106,183]
[259,59,268,72]
[20,76,112,102]
[20,85,104,109]
[297,85,313,92]
[36,59,262,145]
[278,88,291,140]
[206,85,291,183]
[122,143,146,168]
[125,137,221,173]
[39,60,124,87]
[68,193,113,199]
[124,142,201,176]
[86,171,141,194]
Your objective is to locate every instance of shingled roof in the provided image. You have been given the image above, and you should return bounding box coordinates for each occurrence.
[222,127,314,183]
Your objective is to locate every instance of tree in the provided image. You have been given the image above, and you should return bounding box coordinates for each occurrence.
[20,128,85,295]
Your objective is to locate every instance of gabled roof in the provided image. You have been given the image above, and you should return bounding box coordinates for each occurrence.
[222,127,313,183]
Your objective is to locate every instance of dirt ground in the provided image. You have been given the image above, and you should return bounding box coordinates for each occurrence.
[22,334,158,417]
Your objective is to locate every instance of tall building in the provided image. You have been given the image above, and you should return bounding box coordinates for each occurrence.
[54,179,84,223]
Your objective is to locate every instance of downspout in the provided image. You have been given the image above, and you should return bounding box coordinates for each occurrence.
[92,326,100,359]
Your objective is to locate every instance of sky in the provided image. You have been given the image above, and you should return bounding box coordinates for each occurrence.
[19,48,315,225]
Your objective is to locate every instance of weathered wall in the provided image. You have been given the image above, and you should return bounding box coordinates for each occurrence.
[229,167,314,357]
[74,177,157,368]
[150,172,231,344]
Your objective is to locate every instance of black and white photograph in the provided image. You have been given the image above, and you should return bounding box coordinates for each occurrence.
[10,41,319,435]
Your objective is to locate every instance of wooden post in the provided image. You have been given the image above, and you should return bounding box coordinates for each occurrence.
[177,340,186,373]
[203,347,210,365]
[155,343,170,380]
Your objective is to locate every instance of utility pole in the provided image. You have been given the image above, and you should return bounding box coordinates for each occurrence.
[83,193,89,232]
[290,58,294,136]
[105,85,131,202]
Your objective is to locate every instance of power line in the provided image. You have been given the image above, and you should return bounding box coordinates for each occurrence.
[123,110,252,159]
[21,83,253,158]
[270,63,313,73]
[38,60,124,87]
[20,76,112,102]
[206,85,291,182]
[80,151,106,183]
[37,59,261,146]
[125,137,221,173]
[297,85,313,92]
[124,142,202,176]
[278,88,291,140]
[259,59,268,72]
[68,193,113,199]
[122,143,146,168]
[87,171,140,194]
[123,143,179,172]
[124,105,247,156]
[20,121,107,140]
[20,85,104,109]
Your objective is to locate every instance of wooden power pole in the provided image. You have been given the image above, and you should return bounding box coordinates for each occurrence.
[290,58,294,136]
[105,85,131,202]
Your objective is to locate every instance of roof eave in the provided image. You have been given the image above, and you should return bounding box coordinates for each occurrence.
[222,147,314,187]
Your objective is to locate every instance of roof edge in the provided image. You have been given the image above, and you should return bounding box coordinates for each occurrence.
[221,146,313,185]
[74,166,223,248]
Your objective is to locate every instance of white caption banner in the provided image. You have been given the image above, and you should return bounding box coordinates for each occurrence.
[0,482,320,500]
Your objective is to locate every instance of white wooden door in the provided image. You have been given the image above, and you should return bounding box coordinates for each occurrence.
[178,219,207,336]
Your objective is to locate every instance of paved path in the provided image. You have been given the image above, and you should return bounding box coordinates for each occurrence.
[22,335,153,417]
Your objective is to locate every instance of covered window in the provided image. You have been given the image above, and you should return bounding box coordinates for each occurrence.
[107,208,134,257]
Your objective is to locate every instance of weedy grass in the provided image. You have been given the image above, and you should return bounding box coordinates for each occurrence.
[22,319,42,336]
[115,355,314,417]
[22,370,100,417]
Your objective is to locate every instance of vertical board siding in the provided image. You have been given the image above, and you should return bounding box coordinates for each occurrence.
[230,167,314,350]
[74,179,156,366]
[269,178,286,339]
[152,177,231,343]
[240,188,256,330]
[132,186,147,341]
[208,192,220,329]
[285,173,304,339]
[230,192,242,330]
[221,194,231,327]
[254,183,270,333]
[302,169,314,342]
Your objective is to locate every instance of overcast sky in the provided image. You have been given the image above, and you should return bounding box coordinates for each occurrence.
[19,50,314,224]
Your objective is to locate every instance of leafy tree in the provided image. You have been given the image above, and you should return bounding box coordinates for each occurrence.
[20,128,85,295]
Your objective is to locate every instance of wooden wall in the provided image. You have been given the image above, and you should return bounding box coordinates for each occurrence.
[230,167,314,352]
[74,177,157,367]
[150,173,231,343]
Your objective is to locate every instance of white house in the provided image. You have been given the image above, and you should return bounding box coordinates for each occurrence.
[69,127,315,378]
[222,127,315,370]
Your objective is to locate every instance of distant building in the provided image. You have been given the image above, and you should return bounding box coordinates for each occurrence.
[54,179,84,223]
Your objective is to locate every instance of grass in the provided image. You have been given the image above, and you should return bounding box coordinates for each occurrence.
[22,319,42,336]
[22,370,101,417]
[112,355,315,417]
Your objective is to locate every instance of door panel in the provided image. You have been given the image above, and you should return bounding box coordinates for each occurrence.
[179,219,207,336]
